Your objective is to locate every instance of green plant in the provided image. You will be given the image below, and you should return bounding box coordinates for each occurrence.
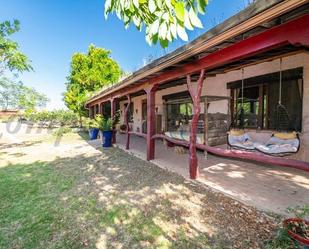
[287,205,309,219]
[52,127,72,137]
[24,110,79,128]
[0,19,33,76]
[64,45,122,126]
[264,228,297,249]
[95,114,113,131]
[264,205,309,249]
[84,117,99,129]
[104,0,208,48]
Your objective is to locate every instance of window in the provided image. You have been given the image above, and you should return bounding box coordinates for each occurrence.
[166,102,193,131]
[228,68,303,131]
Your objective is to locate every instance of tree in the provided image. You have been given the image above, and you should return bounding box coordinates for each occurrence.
[104,0,208,48]
[0,20,32,76]
[64,85,89,127]
[64,44,122,126]
[0,77,49,113]
[18,85,49,114]
[0,77,22,110]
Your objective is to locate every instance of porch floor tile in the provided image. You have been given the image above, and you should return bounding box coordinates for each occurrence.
[107,133,308,215]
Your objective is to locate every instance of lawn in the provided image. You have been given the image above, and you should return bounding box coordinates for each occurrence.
[0,128,279,249]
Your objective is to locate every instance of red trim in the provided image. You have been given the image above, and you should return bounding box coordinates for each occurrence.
[187,70,205,179]
[200,145,309,172]
[124,95,131,150]
[129,131,147,139]
[152,134,189,147]
[149,14,309,86]
[145,85,158,161]
[111,98,117,144]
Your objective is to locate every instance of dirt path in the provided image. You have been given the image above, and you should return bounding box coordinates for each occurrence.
[0,123,280,248]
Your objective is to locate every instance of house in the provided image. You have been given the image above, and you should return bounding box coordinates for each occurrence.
[86,0,309,179]
[0,110,19,119]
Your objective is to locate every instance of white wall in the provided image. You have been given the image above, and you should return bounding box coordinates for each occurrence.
[118,52,309,161]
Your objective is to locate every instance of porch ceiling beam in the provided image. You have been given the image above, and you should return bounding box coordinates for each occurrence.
[86,0,308,105]
[88,13,308,105]
[149,14,309,86]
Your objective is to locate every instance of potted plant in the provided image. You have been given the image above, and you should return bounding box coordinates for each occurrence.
[85,117,99,140]
[96,115,114,147]
[284,206,309,248]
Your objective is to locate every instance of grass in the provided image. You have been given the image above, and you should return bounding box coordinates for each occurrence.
[0,150,213,248]
[0,130,279,248]
[0,159,212,249]
[0,162,76,248]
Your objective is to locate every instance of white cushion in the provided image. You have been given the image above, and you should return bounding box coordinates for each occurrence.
[256,136,299,154]
[228,133,256,150]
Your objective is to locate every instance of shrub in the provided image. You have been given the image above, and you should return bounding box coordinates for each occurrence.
[24,110,79,127]
[52,127,72,137]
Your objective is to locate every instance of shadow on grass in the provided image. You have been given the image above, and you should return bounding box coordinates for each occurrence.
[0,139,279,249]
[0,140,42,150]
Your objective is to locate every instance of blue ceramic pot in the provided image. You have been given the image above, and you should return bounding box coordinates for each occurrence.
[100,130,113,147]
[89,128,99,140]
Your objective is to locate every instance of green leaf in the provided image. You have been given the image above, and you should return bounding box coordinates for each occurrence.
[166,29,173,42]
[158,22,167,39]
[145,33,152,46]
[197,0,207,14]
[170,23,177,38]
[105,0,112,13]
[132,15,141,27]
[103,0,209,48]
[149,19,159,36]
[156,0,163,9]
[184,8,194,30]
[165,0,172,9]
[148,0,156,13]
[177,24,188,41]
[189,7,203,28]
[133,0,139,8]
[175,2,185,22]
[160,38,168,48]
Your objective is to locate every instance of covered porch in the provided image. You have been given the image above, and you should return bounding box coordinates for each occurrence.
[86,7,309,181]
[111,133,309,214]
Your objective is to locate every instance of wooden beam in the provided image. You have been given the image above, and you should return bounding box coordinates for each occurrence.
[204,98,208,159]
[87,15,309,107]
[86,0,308,105]
[145,85,158,161]
[149,14,309,86]
[258,85,264,129]
[124,95,131,150]
[187,69,206,179]
[152,134,309,172]
[111,98,117,144]
[128,131,147,139]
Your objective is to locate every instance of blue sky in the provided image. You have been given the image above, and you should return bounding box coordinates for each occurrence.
[0,0,249,109]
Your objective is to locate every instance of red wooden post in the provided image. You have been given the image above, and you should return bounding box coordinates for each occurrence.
[124,95,131,150]
[187,69,206,179]
[145,85,158,161]
[89,106,93,118]
[111,98,117,144]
